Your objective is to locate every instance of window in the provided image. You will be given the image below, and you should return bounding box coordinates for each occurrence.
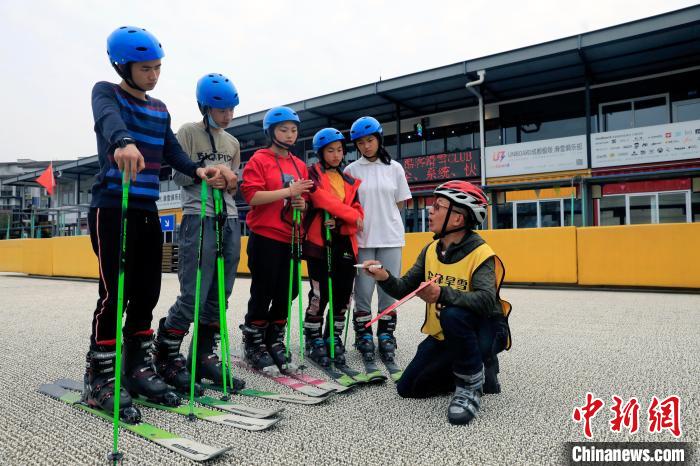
[599,95,669,132]
[426,127,445,154]
[495,198,579,229]
[494,203,513,229]
[598,191,691,225]
[693,192,700,222]
[515,202,538,228]
[628,194,656,225]
[658,192,690,224]
[399,132,422,158]
[446,125,474,152]
[599,195,625,226]
[673,98,700,123]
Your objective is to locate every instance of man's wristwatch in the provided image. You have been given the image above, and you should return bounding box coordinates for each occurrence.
[116,137,137,149]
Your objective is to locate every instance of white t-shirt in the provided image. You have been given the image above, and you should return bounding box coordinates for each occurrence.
[344,157,412,248]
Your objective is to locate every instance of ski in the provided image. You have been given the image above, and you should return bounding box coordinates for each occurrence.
[291,367,353,393]
[379,356,403,383]
[233,358,334,398]
[304,357,362,388]
[201,383,328,405]
[333,361,370,384]
[359,354,388,383]
[55,379,279,432]
[189,394,283,419]
[38,383,230,462]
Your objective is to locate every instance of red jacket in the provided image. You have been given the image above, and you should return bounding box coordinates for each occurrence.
[241,148,309,243]
[305,163,363,257]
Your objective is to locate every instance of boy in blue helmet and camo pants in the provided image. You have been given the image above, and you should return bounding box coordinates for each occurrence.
[154,73,245,393]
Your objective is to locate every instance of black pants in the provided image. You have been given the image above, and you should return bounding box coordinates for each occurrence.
[245,232,300,324]
[304,235,356,336]
[88,207,162,348]
[396,306,504,398]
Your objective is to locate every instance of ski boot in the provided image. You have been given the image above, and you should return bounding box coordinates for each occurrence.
[153,318,204,396]
[266,321,296,373]
[483,355,501,394]
[447,369,484,425]
[123,332,180,406]
[83,346,141,423]
[188,323,245,391]
[240,323,277,374]
[304,322,330,368]
[325,317,348,365]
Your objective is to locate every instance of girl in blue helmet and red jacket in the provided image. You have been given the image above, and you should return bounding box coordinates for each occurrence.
[344,116,412,374]
[85,26,222,422]
[302,128,364,370]
[239,106,314,373]
[154,73,246,394]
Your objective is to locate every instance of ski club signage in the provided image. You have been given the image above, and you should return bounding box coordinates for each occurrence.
[401,151,480,183]
[157,189,182,210]
[485,135,588,178]
[591,120,700,168]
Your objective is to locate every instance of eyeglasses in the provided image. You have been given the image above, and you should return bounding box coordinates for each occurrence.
[431,201,465,216]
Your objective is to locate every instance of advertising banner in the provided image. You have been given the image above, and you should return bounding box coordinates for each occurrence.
[486,135,587,177]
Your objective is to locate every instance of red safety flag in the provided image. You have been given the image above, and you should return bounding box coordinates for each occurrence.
[36,162,56,195]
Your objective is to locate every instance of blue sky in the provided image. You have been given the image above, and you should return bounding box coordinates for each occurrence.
[0,0,696,162]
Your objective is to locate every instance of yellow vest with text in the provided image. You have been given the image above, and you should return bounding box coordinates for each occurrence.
[422,241,512,346]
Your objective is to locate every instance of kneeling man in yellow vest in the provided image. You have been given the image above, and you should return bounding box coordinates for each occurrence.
[362,181,512,426]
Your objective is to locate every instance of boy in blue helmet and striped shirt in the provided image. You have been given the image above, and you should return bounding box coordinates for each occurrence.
[154,73,246,394]
[84,26,223,422]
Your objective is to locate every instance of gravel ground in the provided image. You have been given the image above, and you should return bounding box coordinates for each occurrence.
[0,272,697,465]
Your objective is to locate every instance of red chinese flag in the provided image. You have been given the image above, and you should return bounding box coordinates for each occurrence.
[36,162,56,195]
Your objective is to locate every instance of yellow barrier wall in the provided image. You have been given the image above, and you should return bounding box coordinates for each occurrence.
[0,239,25,272]
[479,227,579,284]
[2,224,699,288]
[577,223,700,288]
[51,236,99,279]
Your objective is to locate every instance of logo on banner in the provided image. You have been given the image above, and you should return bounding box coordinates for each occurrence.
[493,150,506,162]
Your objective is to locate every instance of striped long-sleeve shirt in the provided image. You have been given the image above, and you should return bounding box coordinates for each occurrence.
[90,81,199,211]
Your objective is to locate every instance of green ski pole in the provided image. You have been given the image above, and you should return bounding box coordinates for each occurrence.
[323,211,335,362]
[295,208,304,365]
[285,207,296,360]
[110,172,130,463]
[187,182,208,420]
[213,189,235,400]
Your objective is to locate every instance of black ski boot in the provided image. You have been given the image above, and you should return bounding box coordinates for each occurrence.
[84,346,141,423]
[153,318,203,396]
[447,369,484,425]
[240,323,276,373]
[483,355,501,394]
[353,310,375,356]
[188,323,245,391]
[377,332,397,362]
[324,318,348,364]
[304,322,330,367]
[123,332,180,406]
[266,322,296,373]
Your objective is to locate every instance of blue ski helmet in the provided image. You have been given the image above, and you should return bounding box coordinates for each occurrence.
[350,116,383,141]
[262,106,300,133]
[107,26,164,66]
[312,128,345,153]
[196,73,239,113]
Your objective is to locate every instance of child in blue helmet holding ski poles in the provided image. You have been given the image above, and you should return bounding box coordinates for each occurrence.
[345,116,412,381]
[303,128,365,380]
[154,73,245,393]
[239,106,314,374]
[85,26,222,421]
